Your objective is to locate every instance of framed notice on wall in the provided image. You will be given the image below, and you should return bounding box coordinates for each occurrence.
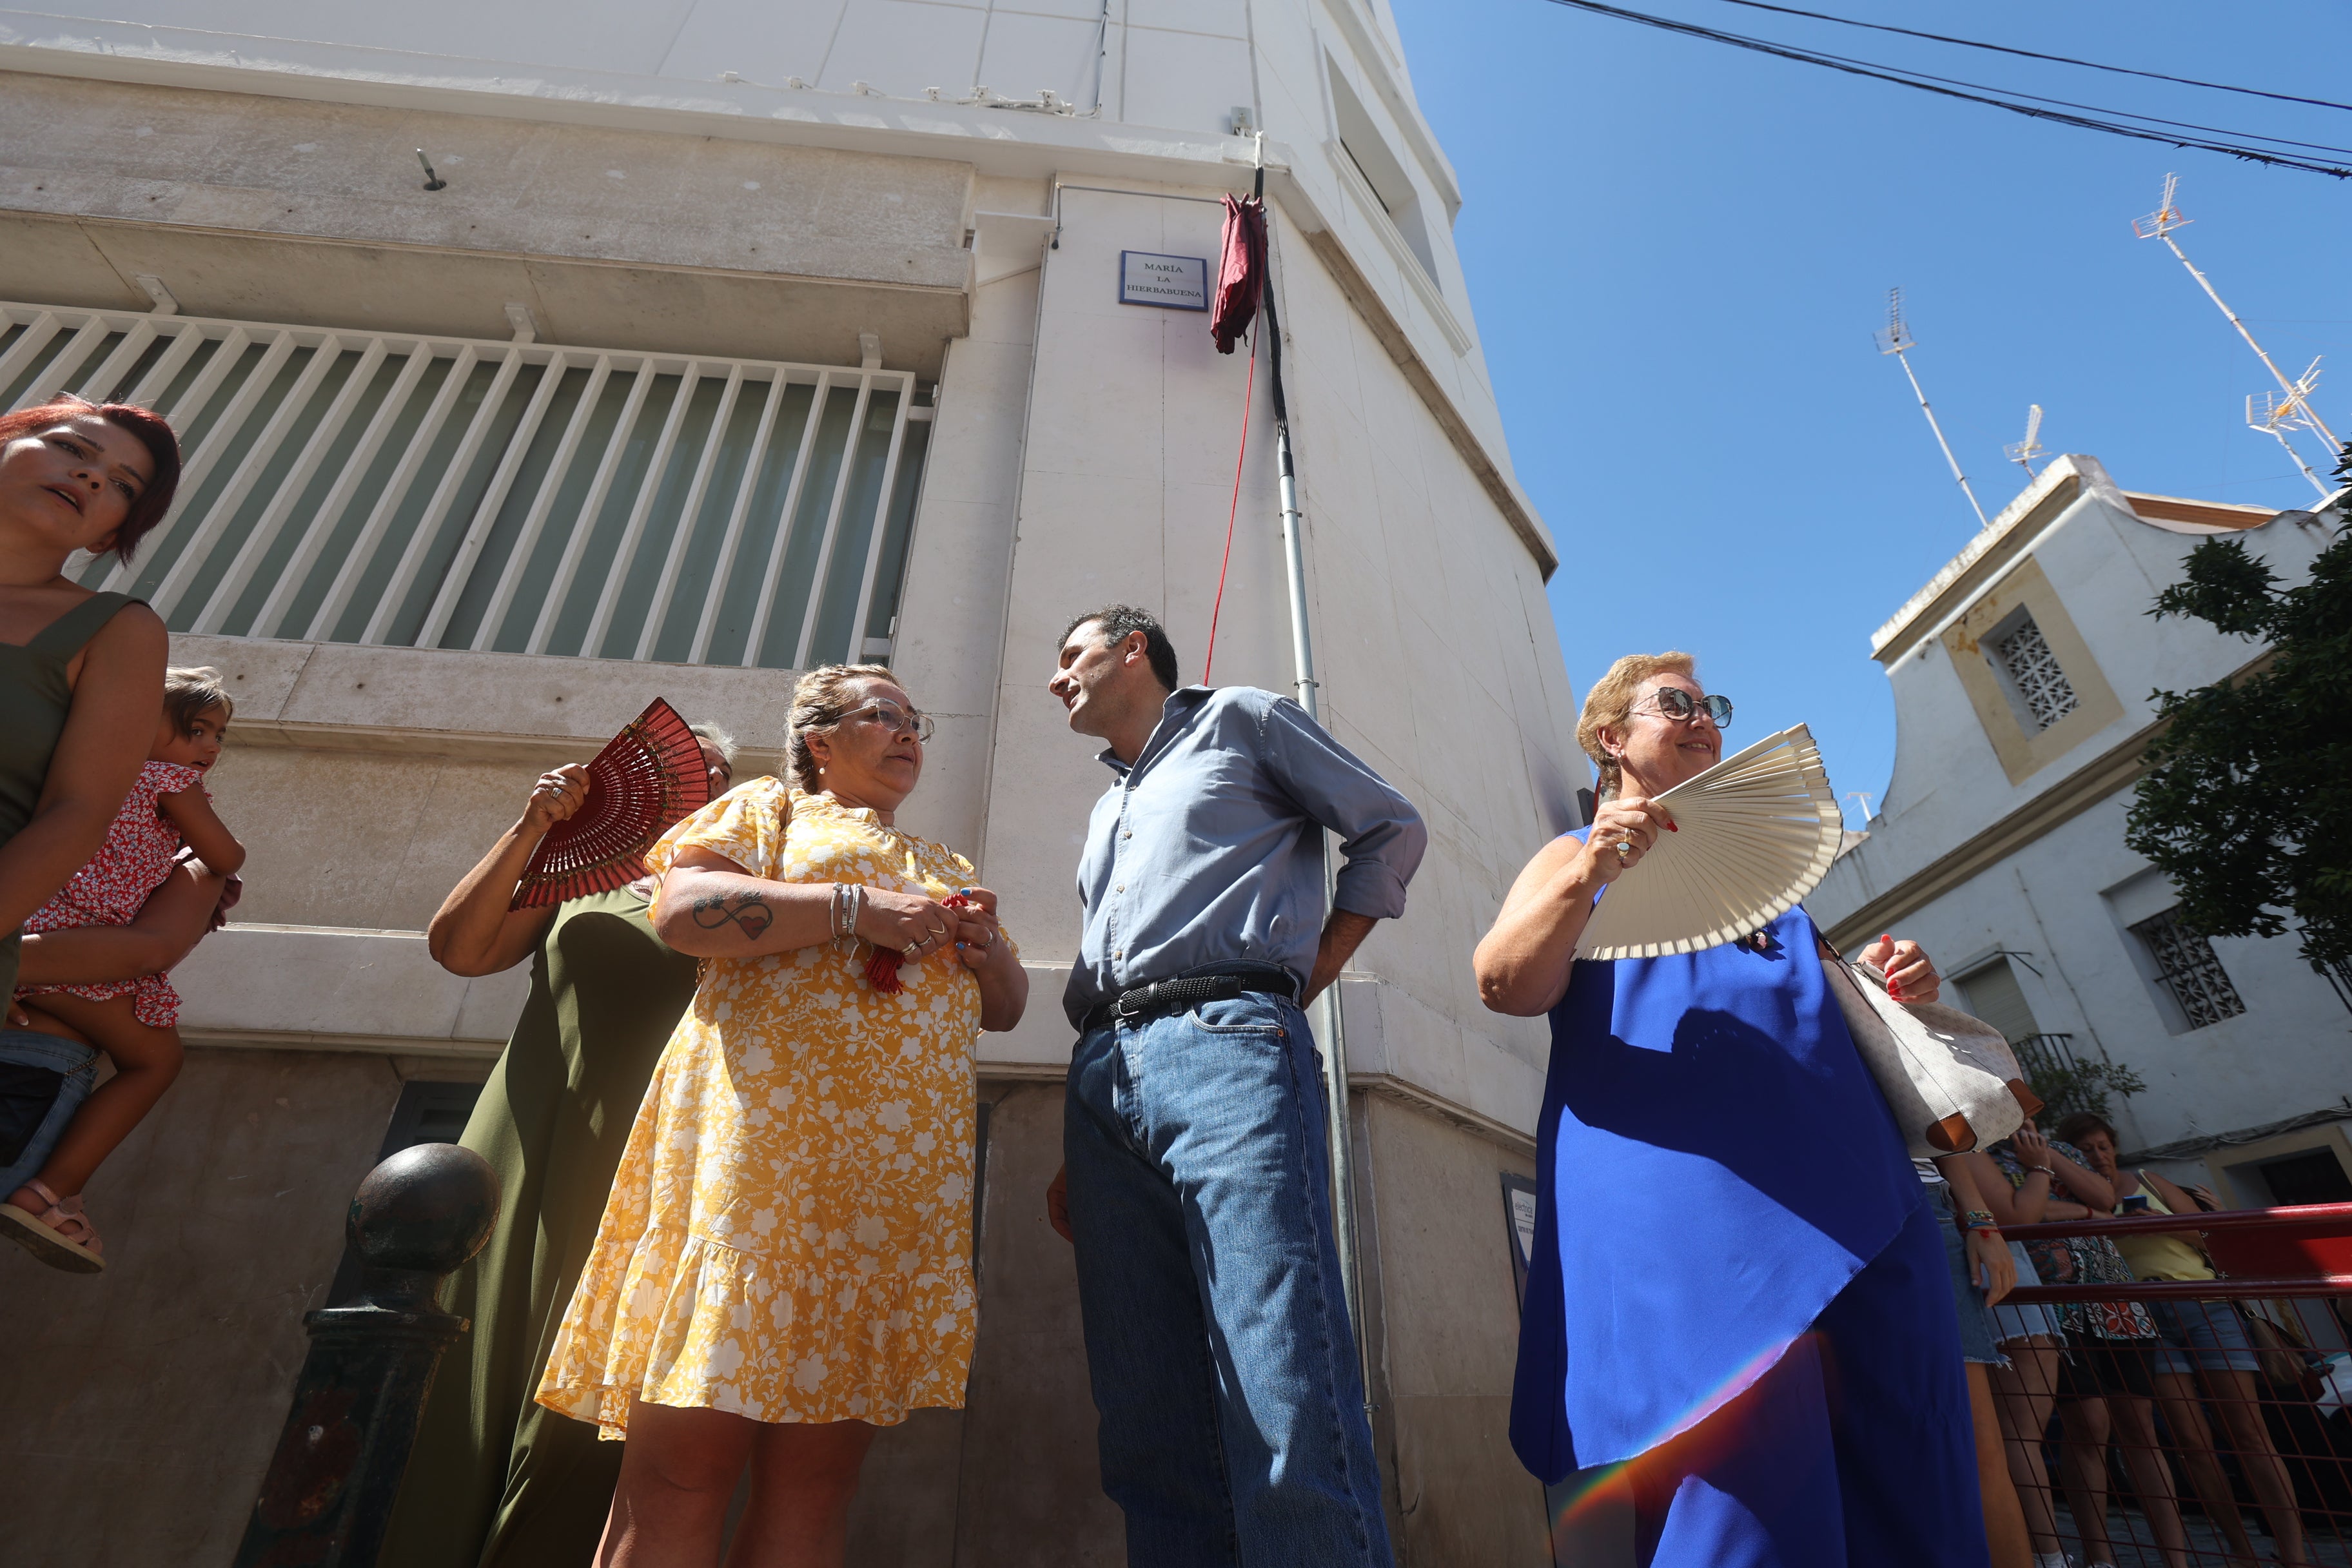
[1119,250,1210,311]
[1501,1171,1539,1309]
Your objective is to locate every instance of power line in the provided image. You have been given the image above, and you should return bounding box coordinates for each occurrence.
[1536,0,2352,179]
[1694,0,2352,115]
[1861,60,2352,161]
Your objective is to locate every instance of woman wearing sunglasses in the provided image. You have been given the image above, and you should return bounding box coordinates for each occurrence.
[538,664,1027,1568]
[1478,653,1986,1567]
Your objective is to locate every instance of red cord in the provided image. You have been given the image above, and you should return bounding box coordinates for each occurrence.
[865,893,973,994]
[1200,322,1259,687]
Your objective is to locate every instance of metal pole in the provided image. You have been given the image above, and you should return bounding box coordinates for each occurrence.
[1275,418,1370,1384]
[1892,347,1988,527]
[2162,232,2341,452]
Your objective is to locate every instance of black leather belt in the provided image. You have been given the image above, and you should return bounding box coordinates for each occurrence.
[1081,966,1298,1034]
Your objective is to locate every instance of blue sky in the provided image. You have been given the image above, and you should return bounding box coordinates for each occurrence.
[1386,0,2352,821]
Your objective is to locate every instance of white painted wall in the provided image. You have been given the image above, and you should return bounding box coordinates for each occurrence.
[1812,464,2349,1161]
[0,0,1514,480]
[4,0,1580,1139]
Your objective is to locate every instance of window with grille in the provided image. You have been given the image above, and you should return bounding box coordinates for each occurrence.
[1993,614,2079,730]
[1,302,932,670]
[2130,905,2246,1029]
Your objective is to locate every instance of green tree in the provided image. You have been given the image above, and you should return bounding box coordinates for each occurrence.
[2125,444,2352,983]
[2026,1057,2148,1127]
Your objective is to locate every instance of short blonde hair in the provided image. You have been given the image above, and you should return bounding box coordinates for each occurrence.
[786,663,899,792]
[1576,651,1696,798]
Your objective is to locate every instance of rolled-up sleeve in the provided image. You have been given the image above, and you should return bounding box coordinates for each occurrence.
[1259,698,1427,919]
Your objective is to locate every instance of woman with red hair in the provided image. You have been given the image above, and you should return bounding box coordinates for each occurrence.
[0,395,180,1257]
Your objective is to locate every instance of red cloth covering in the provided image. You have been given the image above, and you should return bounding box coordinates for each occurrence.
[1211,194,1266,355]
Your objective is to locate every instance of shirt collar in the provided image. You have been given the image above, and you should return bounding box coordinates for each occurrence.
[1095,685,1214,778]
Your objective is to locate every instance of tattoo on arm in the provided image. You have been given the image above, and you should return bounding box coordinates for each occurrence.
[691,891,774,941]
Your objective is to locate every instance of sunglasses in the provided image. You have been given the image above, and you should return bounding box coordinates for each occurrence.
[1638,689,1733,729]
[845,701,935,742]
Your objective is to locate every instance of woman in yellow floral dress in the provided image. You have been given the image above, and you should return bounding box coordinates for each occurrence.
[538,665,1026,1568]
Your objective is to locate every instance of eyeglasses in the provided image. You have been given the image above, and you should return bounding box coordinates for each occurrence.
[845,701,935,742]
[1638,689,1733,729]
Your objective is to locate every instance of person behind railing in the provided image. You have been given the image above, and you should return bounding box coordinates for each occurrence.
[1920,1152,2036,1567]
[1476,653,1987,1566]
[536,666,1026,1568]
[1958,1126,2099,1568]
[2062,1111,2312,1568]
[1987,1124,2195,1568]
[377,722,737,1568]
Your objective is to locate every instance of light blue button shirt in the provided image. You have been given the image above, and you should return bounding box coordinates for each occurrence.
[1064,686,1427,1029]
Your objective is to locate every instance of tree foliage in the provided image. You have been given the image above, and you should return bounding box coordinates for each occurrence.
[2026,1057,2148,1127]
[2124,446,2352,981]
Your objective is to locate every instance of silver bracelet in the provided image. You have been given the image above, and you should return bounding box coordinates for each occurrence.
[832,882,864,948]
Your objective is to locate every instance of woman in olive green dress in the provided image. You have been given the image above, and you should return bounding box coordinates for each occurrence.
[0,396,178,1255]
[378,727,736,1568]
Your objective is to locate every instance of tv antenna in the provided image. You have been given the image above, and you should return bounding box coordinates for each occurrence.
[1877,289,1988,528]
[2004,404,2046,480]
[2135,173,2340,492]
[2248,360,2335,499]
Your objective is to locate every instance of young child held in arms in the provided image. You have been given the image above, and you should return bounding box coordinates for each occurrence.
[1,667,246,1273]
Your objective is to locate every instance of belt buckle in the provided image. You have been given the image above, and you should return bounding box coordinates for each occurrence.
[1113,985,1153,1021]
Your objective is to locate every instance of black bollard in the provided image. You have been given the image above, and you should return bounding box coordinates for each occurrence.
[233,1141,500,1568]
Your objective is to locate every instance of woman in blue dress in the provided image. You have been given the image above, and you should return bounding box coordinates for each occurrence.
[1475,653,1986,1567]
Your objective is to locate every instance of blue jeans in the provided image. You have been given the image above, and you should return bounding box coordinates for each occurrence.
[2148,1298,2264,1376]
[0,1029,98,1194]
[1064,983,1392,1568]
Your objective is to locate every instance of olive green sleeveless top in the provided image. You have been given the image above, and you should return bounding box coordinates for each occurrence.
[0,592,143,998]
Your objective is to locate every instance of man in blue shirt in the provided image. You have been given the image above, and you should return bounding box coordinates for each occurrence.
[1042,604,1426,1568]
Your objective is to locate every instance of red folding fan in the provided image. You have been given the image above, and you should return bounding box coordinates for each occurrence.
[510,698,714,908]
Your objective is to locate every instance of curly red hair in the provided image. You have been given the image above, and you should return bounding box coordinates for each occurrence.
[0,394,182,563]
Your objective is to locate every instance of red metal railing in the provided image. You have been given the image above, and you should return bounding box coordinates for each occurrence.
[1983,1203,2352,1568]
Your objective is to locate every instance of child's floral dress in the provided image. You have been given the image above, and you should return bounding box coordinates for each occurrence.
[15,760,206,1028]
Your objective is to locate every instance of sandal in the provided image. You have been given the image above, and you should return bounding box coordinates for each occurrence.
[0,1179,106,1273]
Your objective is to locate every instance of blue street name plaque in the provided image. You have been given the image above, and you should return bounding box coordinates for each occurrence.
[1119,250,1210,311]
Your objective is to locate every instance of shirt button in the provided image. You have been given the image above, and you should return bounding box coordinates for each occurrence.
[1115,883,1124,892]
[1114,949,1124,959]
[1122,831,1132,839]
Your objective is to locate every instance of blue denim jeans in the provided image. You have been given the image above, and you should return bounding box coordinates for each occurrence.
[1064,980,1392,1568]
[0,1029,99,1195]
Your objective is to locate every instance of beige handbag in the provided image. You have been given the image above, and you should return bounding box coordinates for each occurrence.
[1824,956,2044,1158]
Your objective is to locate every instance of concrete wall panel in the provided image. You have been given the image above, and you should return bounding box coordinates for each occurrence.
[954,1081,1125,1565]
[0,1048,413,1567]
[1359,1095,1548,1567]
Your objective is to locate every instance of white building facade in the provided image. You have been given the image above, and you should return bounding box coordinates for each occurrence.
[1811,456,2352,1211]
[0,3,1585,1563]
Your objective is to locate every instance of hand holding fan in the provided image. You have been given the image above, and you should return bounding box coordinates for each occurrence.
[1575,723,1845,960]
[510,698,714,909]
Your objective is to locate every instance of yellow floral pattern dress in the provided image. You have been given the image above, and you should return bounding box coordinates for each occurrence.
[536,780,1003,1435]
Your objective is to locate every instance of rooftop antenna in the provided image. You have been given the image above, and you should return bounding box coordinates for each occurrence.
[2004,404,2046,480]
[1877,288,1988,527]
[2135,173,2340,481]
[2248,361,2335,498]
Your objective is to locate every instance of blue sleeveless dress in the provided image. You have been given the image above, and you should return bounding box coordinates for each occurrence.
[1509,854,1984,1565]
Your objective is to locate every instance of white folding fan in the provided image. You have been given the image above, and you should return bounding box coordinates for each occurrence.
[1575,723,1845,960]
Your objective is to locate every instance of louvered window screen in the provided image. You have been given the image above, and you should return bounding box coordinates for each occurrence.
[1994,616,2079,731]
[2131,905,2246,1029]
[1,302,932,669]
